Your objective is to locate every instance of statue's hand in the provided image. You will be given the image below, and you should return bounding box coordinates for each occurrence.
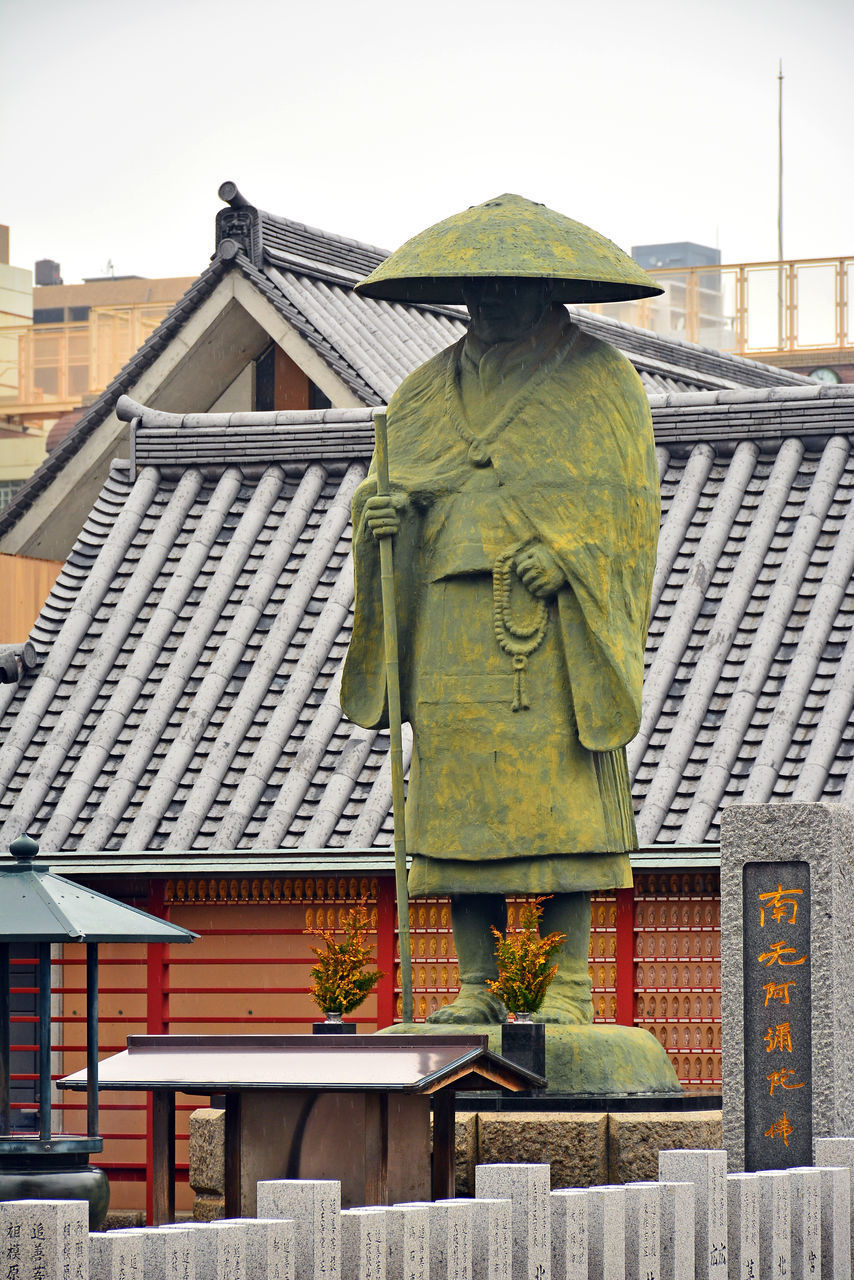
[363,491,409,540]
[514,543,565,597]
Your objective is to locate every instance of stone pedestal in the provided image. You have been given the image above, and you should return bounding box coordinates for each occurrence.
[189,1107,225,1221]
[720,803,854,1171]
[381,1023,681,1095]
[385,1204,429,1280]
[550,1189,587,1280]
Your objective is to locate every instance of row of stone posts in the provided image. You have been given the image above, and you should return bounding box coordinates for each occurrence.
[6,1141,854,1278]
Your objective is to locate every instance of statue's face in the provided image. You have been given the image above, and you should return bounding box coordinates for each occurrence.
[461,278,554,344]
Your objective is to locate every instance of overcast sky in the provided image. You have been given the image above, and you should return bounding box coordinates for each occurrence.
[2,0,852,286]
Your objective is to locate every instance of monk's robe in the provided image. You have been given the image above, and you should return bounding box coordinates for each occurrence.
[341,305,660,895]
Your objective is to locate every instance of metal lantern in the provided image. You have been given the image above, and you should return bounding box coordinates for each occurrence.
[0,835,196,1226]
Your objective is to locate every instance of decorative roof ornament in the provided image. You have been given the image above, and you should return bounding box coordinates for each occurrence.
[216,180,263,267]
[355,193,664,305]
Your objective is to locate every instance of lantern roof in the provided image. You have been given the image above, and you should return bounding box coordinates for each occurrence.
[0,835,197,943]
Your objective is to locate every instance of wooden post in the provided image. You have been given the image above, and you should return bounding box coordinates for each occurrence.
[431,1087,456,1200]
[37,941,51,1140]
[375,877,398,1029]
[151,1089,175,1225]
[224,1093,243,1218]
[146,883,169,1225]
[86,943,99,1138]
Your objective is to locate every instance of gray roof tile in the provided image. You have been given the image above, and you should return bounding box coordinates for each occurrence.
[0,196,810,541]
[2,388,854,860]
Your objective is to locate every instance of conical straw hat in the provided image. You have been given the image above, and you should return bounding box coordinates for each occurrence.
[355,193,663,305]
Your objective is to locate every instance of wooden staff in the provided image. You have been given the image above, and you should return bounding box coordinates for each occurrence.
[373,410,414,1024]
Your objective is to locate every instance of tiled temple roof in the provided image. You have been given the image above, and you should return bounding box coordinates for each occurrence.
[1,384,853,860]
[0,191,808,542]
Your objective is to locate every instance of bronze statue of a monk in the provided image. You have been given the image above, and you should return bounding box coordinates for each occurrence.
[341,195,662,1024]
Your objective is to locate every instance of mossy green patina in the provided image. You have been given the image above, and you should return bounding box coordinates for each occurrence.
[379,1022,682,1096]
[342,308,658,886]
[355,193,663,305]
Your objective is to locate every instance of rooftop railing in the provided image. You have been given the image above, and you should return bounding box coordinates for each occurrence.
[591,255,853,360]
[0,301,176,416]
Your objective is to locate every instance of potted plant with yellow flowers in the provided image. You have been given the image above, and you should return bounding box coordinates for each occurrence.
[305,900,385,1034]
[487,896,566,1080]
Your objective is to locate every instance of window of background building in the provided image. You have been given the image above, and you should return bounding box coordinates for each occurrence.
[0,478,25,511]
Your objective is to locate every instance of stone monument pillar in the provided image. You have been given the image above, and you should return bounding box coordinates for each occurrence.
[720,802,854,1170]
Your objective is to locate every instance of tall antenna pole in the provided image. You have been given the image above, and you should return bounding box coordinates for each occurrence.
[777,60,784,348]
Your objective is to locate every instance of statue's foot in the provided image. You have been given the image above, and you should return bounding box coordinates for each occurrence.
[532,988,594,1025]
[427,984,507,1025]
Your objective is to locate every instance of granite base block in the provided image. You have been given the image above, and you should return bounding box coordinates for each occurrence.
[256,1178,341,1280]
[550,1188,588,1280]
[609,1111,723,1183]
[586,1186,625,1280]
[727,1172,761,1280]
[384,1204,429,1280]
[787,1167,822,1280]
[478,1111,607,1189]
[814,1137,854,1267]
[341,1207,387,1280]
[658,1149,728,1280]
[430,1199,474,1279]
[220,1216,295,1280]
[657,1179,695,1280]
[188,1107,225,1196]
[90,1228,144,1279]
[624,1182,661,1280]
[757,1171,791,1280]
[0,1200,89,1280]
[120,1226,194,1280]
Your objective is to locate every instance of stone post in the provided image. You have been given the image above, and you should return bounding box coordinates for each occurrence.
[475,1164,550,1280]
[256,1179,341,1280]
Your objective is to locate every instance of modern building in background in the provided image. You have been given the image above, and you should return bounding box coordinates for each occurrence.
[0,236,193,503]
[0,239,194,636]
[597,241,854,383]
[0,226,43,512]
